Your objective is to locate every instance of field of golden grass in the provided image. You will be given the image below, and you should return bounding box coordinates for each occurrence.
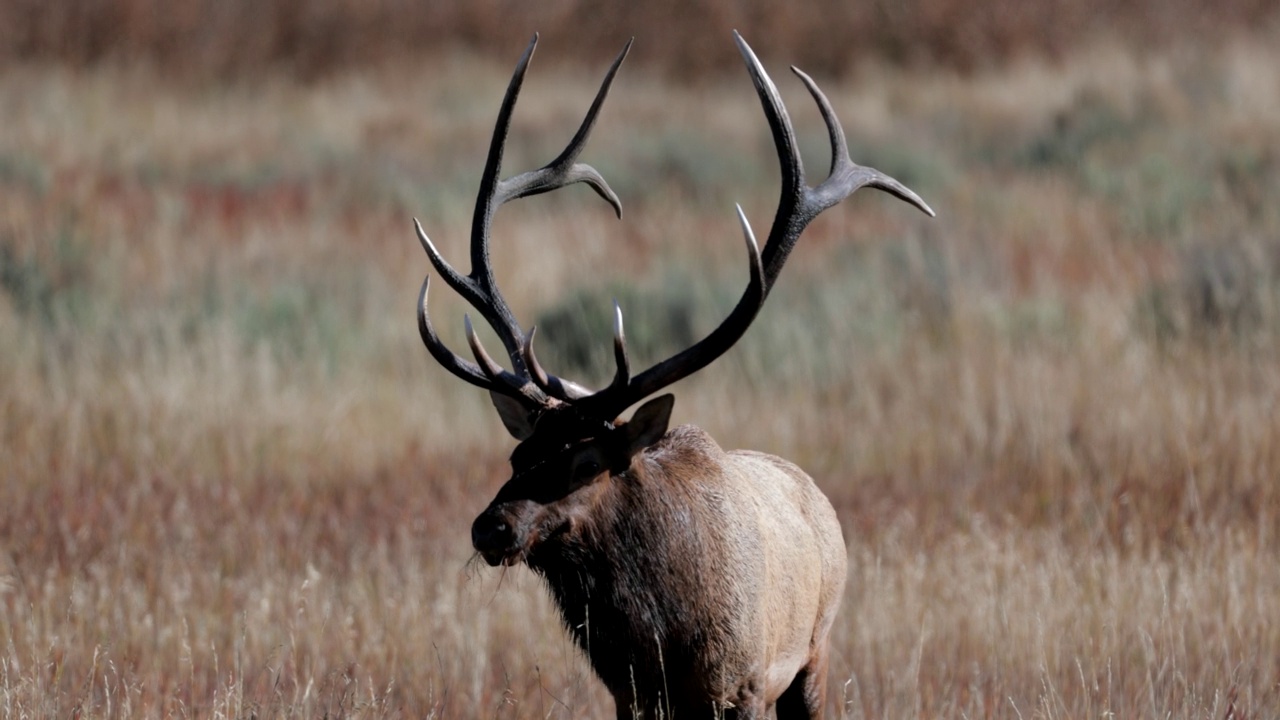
[3,29,1280,718]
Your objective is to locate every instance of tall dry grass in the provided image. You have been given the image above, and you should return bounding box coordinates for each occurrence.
[2,28,1280,718]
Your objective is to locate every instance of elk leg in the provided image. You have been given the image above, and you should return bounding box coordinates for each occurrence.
[774,649,829,720]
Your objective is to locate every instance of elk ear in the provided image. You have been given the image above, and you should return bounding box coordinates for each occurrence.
[623,394,675,455]
[490,391,536,440]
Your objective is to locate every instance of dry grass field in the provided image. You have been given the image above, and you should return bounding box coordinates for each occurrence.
[3,24,1280,719]
[5,0,1275,79]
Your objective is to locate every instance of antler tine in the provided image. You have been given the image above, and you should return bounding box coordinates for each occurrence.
[732,31,806,273]
[420,276,549,404]
[578,204,765,419]
[520,299,631,405]
[523,326,553,390]
[494,38,632,216]
[791,67,936,218]
[733,31,933,292]
[417,275,503,391]
[416,219,487,310]
[609,300,631,391]
[464,314,532,393]
[522,326,592,401]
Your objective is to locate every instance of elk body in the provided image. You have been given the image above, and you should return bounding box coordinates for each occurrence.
[415,33,933,719]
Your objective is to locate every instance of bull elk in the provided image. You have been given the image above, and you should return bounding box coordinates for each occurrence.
[415,32,933,719]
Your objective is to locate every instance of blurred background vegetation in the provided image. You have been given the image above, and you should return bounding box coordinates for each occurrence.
[2,0,1278,79]
[3,2,1280,717]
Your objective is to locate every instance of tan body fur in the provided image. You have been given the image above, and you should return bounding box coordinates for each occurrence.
[523,425,847,718]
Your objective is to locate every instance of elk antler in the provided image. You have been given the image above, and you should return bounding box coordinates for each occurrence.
[417,32,934,423]
[416,33,631,407]
[568,31,934,420]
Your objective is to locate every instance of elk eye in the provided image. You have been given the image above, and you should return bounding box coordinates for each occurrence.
[573,459,602,481]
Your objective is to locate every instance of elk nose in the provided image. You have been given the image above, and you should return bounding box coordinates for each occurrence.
[471,513,513,552]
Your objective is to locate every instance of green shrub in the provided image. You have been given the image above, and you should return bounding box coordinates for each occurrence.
[1134,236,1280,344]
[0,227,93,329]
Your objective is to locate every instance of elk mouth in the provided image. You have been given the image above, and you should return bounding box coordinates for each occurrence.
[480,547,526,567]
[473,512,541,567]
[476,523,564,568]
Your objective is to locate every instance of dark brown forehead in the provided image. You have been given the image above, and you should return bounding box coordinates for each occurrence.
[509,407,615,469]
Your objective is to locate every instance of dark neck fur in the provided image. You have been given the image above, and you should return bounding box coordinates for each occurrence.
[528,450,716,704]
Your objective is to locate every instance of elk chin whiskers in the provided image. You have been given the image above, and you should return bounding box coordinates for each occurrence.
[476,543,523,568]
[463,551,493,578]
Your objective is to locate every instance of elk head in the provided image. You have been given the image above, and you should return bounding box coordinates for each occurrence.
[469,393,674,568]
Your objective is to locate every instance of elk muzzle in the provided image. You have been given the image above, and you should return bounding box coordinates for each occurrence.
[471,504,534,567]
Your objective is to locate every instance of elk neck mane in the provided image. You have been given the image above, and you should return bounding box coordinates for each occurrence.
[528,425,748,689]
